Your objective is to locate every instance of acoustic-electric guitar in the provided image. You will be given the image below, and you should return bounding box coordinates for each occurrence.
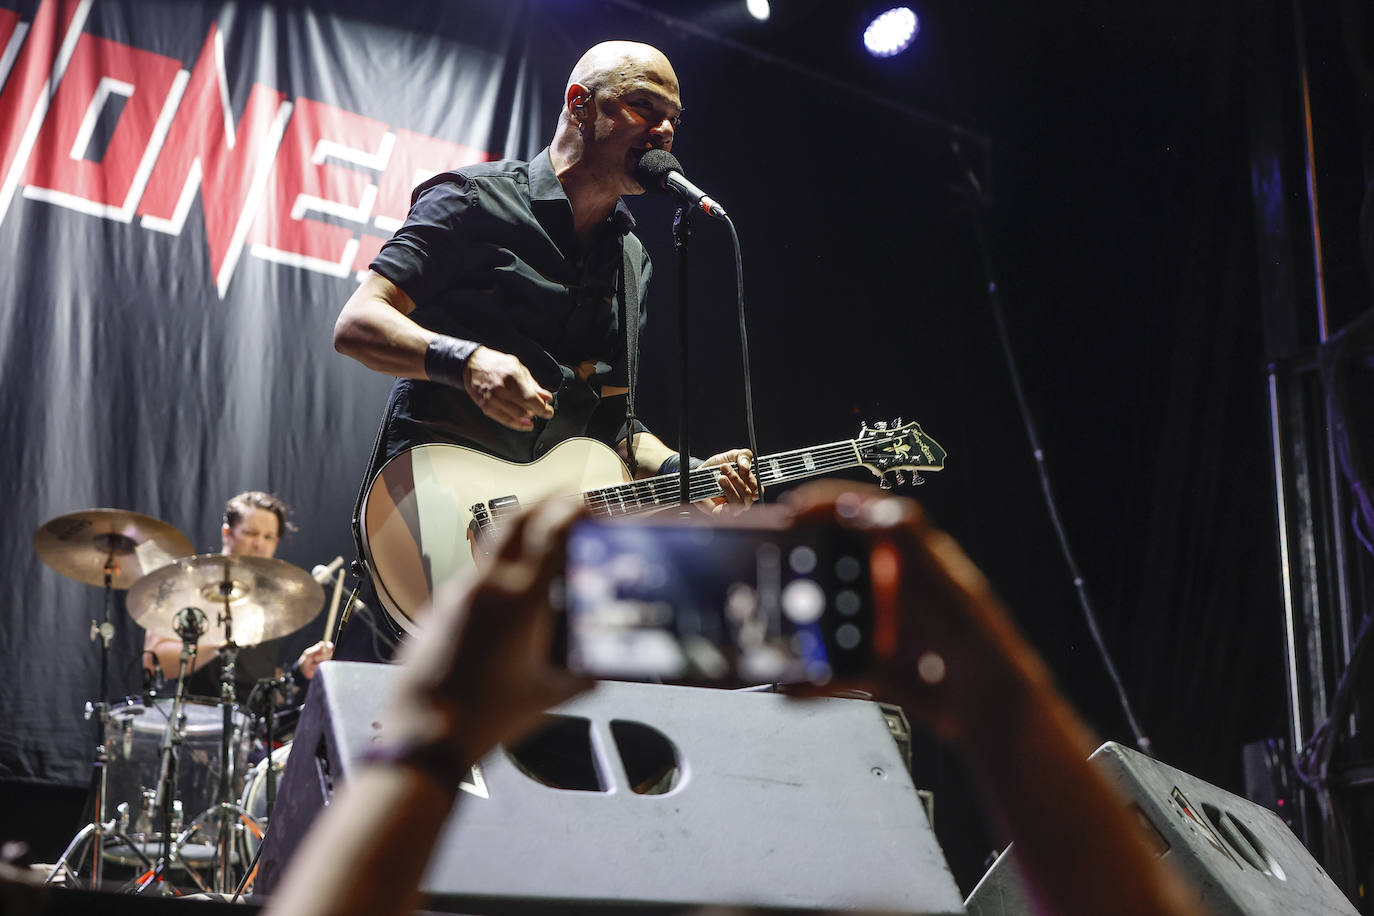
[358,419,947,633]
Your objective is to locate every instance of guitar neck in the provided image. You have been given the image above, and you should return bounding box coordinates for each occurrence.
[583,440,862,517]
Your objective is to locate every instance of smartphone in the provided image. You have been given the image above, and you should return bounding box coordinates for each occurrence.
[562,512,875,686]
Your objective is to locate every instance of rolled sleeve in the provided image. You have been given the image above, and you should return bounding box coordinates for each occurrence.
[371,175,477,307]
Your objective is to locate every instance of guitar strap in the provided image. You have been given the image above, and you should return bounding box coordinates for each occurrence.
[620,233,643,479]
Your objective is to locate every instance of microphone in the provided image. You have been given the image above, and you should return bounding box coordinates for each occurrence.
[312,556,345,584]
[173,606,207,643]
[634,149,727,219]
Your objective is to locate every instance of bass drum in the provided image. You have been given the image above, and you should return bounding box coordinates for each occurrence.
[103,696,253,864]
[237,740,293,867]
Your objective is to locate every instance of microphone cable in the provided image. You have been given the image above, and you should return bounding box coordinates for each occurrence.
[955,139,1152,755]
[722,212,762,491]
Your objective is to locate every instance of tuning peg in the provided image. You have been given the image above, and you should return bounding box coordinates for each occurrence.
[893,417,903,426]
[912,473,926,486]
[894,470,908,486]
[879,474,893,490]
[873,420,887,430]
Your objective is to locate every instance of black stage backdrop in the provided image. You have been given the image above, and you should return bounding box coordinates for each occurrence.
[0,0,1295,893]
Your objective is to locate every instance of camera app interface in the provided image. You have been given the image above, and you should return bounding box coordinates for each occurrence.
[566,523,869,684]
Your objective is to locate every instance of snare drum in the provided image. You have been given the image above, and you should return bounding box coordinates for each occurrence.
[104,696,253,861]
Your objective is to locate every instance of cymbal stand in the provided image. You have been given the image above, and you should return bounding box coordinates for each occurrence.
[44,556,139,888]
[132,607,206,895]
[216,576,241,892]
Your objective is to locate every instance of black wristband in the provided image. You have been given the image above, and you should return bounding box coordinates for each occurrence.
[358,737,470,790]
[424,335,480,389]
[657,453,705,475]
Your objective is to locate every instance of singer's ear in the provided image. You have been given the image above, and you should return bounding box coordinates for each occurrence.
[566,83,591,119]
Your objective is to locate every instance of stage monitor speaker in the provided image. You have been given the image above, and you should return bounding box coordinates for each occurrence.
[255,661,964,914]
[964,741,1359,916]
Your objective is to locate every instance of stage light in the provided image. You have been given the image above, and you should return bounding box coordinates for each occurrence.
[863,7,918,58]
[746,0,770,22]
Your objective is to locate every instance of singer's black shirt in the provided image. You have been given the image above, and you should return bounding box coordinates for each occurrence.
[366,148,652,475]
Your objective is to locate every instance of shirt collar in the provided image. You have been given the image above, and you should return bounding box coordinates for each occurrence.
[530,147,637,236]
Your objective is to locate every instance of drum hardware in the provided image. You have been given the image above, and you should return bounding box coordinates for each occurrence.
[127,606,208,895]
[37,532,323,894]
[209,581,244,896]
[101,694,253,875]
[249,672,293,823]
[35,509,194,890]
[114,793,182,842]
[135,572,233,892]
[122,555,323,895]
[229,673,295,899]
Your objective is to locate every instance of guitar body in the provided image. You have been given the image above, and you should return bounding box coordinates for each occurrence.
[359,419,946,635]
[361,438,632,633]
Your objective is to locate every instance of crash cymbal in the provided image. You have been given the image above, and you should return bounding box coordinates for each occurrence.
[127,554,324,646]
[34,509,194,589]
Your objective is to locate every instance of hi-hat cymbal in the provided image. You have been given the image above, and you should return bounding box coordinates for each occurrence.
[127,554,325,646]
[34,509,194,589]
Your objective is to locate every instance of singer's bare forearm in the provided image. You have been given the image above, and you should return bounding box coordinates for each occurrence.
[334,270,435,378]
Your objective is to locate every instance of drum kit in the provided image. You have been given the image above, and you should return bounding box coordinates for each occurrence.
[32,507,326,896]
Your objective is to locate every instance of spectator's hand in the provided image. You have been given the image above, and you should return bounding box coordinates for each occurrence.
[295,640,335,680]
[387,497,592,763]
[464,346,555,431]
[784,481,1054,745]
[701,448,760,517]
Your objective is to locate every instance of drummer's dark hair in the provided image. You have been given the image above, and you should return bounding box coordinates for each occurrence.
[224,490,297,536]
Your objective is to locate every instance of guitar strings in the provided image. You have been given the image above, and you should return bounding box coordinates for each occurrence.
[479,438,898,528]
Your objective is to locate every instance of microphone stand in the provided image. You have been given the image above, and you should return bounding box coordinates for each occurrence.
[673,205,693,509]
[134,606,205,895]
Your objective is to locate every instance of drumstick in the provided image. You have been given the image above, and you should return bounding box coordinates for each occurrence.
[314,556,346,644]
[324,569,345,644]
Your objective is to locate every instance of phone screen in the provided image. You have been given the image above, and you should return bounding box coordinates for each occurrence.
[564,519,872,685]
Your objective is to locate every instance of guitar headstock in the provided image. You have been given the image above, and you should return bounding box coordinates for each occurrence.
[855,418,947,486]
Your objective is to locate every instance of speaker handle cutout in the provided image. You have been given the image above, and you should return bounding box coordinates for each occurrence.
[610,720,682,795]
[505,714,606,792]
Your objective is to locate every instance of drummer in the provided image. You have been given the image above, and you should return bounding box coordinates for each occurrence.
[142,490,334,699]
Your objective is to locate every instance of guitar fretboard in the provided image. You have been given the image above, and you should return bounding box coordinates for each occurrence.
[580,440,863,518]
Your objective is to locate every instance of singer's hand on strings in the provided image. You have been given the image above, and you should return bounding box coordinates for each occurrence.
[702,448,759,517]
[463,346,555,431]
